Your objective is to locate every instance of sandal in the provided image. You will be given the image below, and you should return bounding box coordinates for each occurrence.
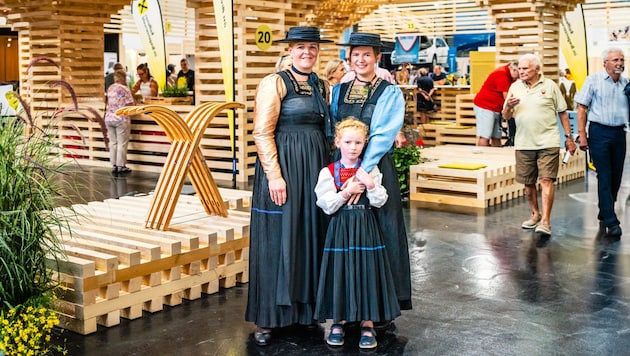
[359,326,377,349]
[326,323,344,346]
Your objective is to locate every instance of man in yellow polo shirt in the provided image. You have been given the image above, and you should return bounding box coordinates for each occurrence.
[502,53,577,236]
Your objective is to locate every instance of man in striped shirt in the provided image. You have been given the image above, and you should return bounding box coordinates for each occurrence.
[576,47,629,238]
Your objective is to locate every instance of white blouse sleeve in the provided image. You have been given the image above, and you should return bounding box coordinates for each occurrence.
[366,167,388,208]
[314,168,347,215]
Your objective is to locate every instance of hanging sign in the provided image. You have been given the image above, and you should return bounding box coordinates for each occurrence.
[256,25,272,51]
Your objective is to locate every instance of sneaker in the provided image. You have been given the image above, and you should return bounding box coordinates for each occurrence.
[111,166,119,173]
[521,215,541,229]
[118,166,132,173]
[535,223,551,235]
[326,324,344,347]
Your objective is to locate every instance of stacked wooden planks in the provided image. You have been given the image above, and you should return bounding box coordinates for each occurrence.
[409,145,585,208]
[50,189,251,335]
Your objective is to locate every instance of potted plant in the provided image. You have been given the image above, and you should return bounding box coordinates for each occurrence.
[392,139,427,198]
[151,77,192,105]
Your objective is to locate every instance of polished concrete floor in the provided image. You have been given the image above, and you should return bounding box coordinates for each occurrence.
[54,147,630,356]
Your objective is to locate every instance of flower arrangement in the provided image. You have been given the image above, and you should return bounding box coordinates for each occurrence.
[0,296,65,356]
[392,139,428,196]
[162,77,189,97]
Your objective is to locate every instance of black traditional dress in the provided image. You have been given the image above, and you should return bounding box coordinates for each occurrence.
[330,78,413,310]
[246,70,330,328]
[313,163,400,323]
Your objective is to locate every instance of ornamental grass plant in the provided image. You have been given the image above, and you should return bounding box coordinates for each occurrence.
[0,56,103,355]
[0,115,67,308]
[0,114,69,355]
[162,77,189,97]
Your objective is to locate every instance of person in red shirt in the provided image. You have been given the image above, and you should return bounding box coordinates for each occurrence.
[473,61,519,146]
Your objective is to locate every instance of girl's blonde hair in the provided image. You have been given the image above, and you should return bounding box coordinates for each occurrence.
[335,117,369,142]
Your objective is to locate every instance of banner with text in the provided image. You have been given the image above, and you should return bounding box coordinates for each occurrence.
[560,4,588,90]
[131,0,166,90]
[213,0,236,155]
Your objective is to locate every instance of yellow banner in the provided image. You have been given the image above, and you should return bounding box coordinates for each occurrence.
[560,4,588,90]
[131,0,167,90]
[213,0,236,155]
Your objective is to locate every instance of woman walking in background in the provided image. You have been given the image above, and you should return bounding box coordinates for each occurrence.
[105,70,135,174]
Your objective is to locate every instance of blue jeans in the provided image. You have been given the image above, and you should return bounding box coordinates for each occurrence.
[588,122,626,227]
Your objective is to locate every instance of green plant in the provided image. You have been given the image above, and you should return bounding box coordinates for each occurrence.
[0,115,67,308]
[162,85,189,98]
[392,139,427,194]
[0,56,94,355]
[162,77,189,97]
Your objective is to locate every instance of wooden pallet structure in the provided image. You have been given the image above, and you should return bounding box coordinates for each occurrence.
[434,93,477,146]
[410,145,585,208]
[50,190,251,335]
[416,91,478,147]
[47,101,253,334]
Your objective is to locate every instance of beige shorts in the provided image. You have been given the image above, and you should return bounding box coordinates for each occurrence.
[515,148,560,185]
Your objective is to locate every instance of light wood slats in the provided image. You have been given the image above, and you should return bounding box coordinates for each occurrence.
[49,191,250,334]
[117,102,245,230]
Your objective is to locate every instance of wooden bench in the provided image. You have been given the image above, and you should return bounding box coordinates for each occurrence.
[409,145,585,208]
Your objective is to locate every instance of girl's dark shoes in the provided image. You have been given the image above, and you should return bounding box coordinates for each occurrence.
[359,326,377,349]
[326,323,345,346]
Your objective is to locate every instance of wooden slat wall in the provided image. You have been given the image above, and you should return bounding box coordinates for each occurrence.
[357,1,494,39]
[2,0,626,183]
[3,0,130,112]
[481,0,585,81]
[181,0,324,183]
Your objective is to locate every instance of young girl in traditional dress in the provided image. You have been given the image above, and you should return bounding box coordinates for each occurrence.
[313,118,400,350]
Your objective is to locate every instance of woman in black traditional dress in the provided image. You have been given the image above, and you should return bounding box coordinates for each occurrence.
[245,26,332,347]
[314,118,400,349]
[329,32,413,338]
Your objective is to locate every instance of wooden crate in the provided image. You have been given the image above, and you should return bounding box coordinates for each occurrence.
[417,121,456,147]
[410,145,585,208]
[50,189,251,335]
[435,125,477,145]
[455,93,476,126]
[429,86,471,122]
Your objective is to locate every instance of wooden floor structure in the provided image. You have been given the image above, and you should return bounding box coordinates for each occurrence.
[409,145,585,208]
[50,188,251,335]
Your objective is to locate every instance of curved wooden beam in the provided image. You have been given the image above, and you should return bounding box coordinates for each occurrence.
[117,102,245,230]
